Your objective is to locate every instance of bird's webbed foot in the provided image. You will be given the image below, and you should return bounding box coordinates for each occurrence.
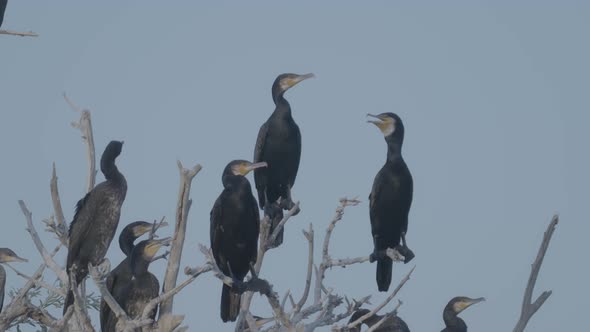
[230,277,248,294]
[394,245,415,264]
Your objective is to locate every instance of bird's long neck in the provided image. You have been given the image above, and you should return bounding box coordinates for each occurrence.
[118,232,136,257]
[443,311,467,332]
[385,136,403,163]
[101,158,123,182]
[273,94,292,118]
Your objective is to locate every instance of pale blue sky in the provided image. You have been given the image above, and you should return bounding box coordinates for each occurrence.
[1,2,588,331]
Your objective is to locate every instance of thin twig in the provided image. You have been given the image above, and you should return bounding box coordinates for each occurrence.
[0,29,38,37]
[5,264,65,297]
[347,266,415,329]
[294,224,314,314]
[513,215,558,332]
[49,163,68,246]
[18,200,68,284]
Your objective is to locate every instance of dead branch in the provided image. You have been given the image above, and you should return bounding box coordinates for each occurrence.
[158,161,202,330]
[69,269,95,331]
[49,163,69,245]
[64,93,96,193]
[18,200,68,284]
[513,215,558,332]
[0,29,38,37]
[266,201,300,250]
[344,267,415,331]
[294,224,314,314]
[5,264,65,297]
[314,198,360,304]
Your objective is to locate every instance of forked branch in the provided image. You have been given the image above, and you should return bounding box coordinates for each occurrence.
[513,215,559,332]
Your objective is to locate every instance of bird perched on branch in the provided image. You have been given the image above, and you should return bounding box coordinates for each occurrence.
[211,160,266,322]
[64,140,127,314]
[254,73,314,248]
[348,308,410,332]
[441,296,485,332]
[101,221,153,332]
[118,238,170,324]
[367,113,414,292]
[0,248,27,313]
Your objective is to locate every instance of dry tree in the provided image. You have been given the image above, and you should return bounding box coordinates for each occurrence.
[0,96,558,332]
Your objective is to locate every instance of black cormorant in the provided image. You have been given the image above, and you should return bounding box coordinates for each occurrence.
[348,308,410,332]
[211,160,266,322]
[254,73,314,247]
[441,296,485,332]
[118,238,170,324]
[0,0,7,28]
[64,140,127,314]
[0,248,27,313]
[367,113,414,292]
[100,221,153,332]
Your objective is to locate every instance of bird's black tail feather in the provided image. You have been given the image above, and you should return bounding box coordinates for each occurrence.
[63,289,74,315]
[376,258,392,292]
[267,204,284,249]
[221,284,241,322]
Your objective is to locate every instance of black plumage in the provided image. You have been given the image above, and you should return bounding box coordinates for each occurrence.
[64,141,127,314]
[0,248,27,313]
[367,113,414,292]
[0,0,7,28]
[100,221,153,332]
[348,308,410,332]
[210,160,266,322]
[254,73,314,247]
[118,238,170,327]
[441,296,485,332]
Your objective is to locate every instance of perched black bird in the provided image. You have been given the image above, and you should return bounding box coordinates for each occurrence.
[348,308,410,332]
[0,248,27,313]
[211,160,267,322]
[118,238,170,324]
[100,221,153,332]
[367,113,414,292]
[254,73,314,247]
[0,0,7,28]
[441,297,485,332]
[64,141,127,314]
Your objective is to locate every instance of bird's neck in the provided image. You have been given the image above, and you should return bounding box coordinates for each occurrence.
[101,161,124,183]
[273,94,292,117]
[118,232,136,257]
[386,138,403,162]
[132,258,150,278]
[443,312,467,332]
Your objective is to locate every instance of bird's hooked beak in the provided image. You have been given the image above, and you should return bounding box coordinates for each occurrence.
[144,237,172,257]
[367,113,394,136]
[9,254,28,263]
[455,297,485,314]
[282,73,315,91]
[132,223,154,237]
[246,162,268,172]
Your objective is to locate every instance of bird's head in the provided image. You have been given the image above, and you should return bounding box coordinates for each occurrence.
[272,73,315,99]
[126,221,154,238]
[227,160,268,177]
[0,248,28,263]
[447,296,485,315]
[367,113,403,137]
[134,238,172,262]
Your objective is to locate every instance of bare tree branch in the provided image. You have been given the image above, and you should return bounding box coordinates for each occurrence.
[18,200,68,284]
[345,267,414,330]
[0,29,38,37]
[513,215,558,332]
[5,264,65,297]
[49,163,69,246]
[69,269,95,332]
[294,224,314,314]
[64,93,96,193]
[158,161,202,330]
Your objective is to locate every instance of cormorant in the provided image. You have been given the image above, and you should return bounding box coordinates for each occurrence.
[118,238,170,324]
[0,0,7,28]
[254,73,314,247]
[210,160,266,322]
[100,221,153,332]
[367,113,414,292]
[0,248,27,313]
[64,140,127,314]
[441,296,485,332]
[348,308,410,332]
